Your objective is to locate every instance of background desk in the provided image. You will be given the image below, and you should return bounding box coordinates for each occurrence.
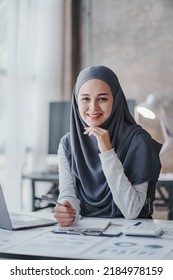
[22,172,59,211]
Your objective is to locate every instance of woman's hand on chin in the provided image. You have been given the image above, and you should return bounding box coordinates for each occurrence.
[84,126,112,152]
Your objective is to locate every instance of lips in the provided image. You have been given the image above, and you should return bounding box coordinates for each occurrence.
[87,113,102,120]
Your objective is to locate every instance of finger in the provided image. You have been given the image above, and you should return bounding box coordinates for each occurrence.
[63,201,76,212]
[58,217,75,227]
[54,205,76,215]
[84,126,97,132]
[56,201,76,212]
[56,211,76,220]
[56,211,75,226]
[84,126,105,135]
[84,126,104,131]
[84,127,98,135]
[54,207,76,223]
[88,128,102,137]
[84,127,95,133]
[62,200,73,208]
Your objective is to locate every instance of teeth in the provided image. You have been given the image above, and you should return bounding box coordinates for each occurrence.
[89,114,101,116]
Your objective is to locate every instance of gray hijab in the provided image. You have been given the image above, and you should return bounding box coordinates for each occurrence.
[62,65,162,218]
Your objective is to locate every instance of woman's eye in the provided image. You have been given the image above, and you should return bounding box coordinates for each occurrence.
[98,97,107,102]
[82,97,90,101]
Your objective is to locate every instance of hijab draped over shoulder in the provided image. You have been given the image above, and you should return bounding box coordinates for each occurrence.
[61,65,162,218]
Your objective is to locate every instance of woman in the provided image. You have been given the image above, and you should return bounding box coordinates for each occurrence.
[54,65,162,226]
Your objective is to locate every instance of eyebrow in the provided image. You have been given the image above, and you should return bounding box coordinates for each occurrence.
[79,93,109,96]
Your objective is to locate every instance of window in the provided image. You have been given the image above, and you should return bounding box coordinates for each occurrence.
[0,0,7,166]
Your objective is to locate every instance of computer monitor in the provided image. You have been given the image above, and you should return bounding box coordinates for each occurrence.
[46,101,71,166]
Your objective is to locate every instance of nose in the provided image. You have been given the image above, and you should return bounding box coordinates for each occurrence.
[89,99,98,111]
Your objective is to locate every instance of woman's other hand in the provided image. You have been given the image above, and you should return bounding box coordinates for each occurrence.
[54,201,76,227]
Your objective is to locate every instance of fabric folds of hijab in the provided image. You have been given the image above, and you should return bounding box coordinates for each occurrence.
[64,65,162,218]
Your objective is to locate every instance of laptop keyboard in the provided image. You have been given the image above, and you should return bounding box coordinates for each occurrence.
[11,218,45,227]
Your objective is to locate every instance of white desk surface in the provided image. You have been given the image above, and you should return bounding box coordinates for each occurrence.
[0,212,173,260]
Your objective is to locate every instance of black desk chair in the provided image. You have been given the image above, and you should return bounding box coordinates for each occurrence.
[154,173,173,220]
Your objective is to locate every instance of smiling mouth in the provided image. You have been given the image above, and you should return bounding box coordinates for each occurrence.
[87,113,102,120]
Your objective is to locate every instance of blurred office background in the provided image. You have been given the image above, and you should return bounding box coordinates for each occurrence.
[0,0,173,218]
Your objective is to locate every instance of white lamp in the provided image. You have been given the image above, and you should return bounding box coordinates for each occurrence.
[135,94,173,173]
[135,94,158,121]
[159,94,173,173]
[135,94,164,145]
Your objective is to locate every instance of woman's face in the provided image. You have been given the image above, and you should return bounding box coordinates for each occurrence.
[77,79,113,127]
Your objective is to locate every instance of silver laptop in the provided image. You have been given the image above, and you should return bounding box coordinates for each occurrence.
[0,185,57,230]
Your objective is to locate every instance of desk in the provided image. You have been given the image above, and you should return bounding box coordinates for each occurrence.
[0,213,173,260]
[155,173,173,220]
[22,172,59,211]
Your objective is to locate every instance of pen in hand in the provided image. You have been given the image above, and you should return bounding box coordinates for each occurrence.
[41,195,62,206]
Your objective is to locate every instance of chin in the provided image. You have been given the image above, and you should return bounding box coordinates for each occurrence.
[88,121,103,127]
